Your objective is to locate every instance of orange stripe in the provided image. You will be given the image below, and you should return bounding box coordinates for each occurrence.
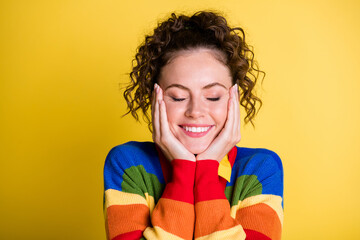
[195,199,236,237]
[151,198,195,239]
[236,203,282,240]
[230,194,283,225]
[106,204,149,240]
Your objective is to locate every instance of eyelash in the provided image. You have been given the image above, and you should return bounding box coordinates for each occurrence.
[171,97,185,102]
[171,97,220,102]
[207,97,220,101]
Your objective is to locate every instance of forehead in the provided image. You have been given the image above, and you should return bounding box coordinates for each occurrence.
[158,49,232,89]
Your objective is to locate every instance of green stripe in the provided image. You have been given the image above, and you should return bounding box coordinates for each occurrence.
[225,175,262,207]
[121,165,165,202]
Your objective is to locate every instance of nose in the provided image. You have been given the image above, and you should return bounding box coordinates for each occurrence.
[185,98,205,118]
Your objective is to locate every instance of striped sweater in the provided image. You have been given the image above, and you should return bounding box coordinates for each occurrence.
[103,141,284,240]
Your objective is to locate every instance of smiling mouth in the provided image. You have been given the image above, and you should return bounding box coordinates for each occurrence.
[181,126,211,133]
[179,125,214,138]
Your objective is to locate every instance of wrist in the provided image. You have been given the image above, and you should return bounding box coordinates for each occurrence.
[194,160,226,202]
[162,159,196,204]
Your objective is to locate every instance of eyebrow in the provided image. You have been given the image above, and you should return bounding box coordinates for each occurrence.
[165,82,228,91]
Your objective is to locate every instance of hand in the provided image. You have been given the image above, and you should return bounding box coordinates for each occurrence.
[196,84,241,162]
[152,84,196,162]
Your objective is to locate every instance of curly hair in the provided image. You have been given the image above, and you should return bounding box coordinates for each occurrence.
[123,11,264,131]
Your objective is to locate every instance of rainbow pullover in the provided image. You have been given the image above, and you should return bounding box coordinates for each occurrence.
[103,141,284,240]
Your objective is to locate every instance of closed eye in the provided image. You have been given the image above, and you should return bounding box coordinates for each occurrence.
[171,97,186,102]
[207,97,220,101]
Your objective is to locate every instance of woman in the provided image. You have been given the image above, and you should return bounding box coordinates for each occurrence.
[103,11,283,240]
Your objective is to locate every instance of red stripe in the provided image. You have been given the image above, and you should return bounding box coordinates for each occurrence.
[161,159,196,204]
[113,230,143,240]
[156,145,172,184]
[228,146,237,167]
[195,160,227,202]
[157,145,237,185]
[244,229,271,240]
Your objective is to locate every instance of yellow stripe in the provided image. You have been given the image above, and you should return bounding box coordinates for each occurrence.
[218,155,231,182]
[230,194,284,225]
[143,226,185,240]
[104,189,155,213]
[145,192,155,215]
[195,225,246,240]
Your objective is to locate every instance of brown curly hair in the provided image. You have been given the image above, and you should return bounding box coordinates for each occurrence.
[123,11,264,131]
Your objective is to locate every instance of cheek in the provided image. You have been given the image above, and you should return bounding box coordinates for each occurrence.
[165,102,184,125]
[211,102,228,125]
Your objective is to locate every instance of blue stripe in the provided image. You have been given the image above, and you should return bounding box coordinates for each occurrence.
[104,141,165,191]
[228,147,283,199]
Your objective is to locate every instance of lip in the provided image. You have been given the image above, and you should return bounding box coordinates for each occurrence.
[179,124,214,138]
[180,124,213,127]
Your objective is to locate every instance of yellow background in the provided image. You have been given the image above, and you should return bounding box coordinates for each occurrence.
[1,0,359,239]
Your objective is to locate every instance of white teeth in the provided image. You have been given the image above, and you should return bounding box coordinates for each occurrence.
[182,126,210,133]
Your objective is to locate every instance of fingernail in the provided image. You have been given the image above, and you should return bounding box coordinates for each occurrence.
[155,84,160,93]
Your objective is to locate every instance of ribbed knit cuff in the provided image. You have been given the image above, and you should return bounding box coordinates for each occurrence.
[161,159,196,204]
[194,160,227,203]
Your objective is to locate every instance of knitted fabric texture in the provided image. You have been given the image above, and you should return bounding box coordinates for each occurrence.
[103,141,284,240]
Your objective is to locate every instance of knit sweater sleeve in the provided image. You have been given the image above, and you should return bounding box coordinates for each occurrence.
[194,150,284,240]
[103,143,195,240]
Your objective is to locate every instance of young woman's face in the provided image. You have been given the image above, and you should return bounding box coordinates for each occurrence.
[158,49,233,154]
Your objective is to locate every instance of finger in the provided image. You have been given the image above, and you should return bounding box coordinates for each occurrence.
[227,84,239,142]
[151,84,157,139]
[158,87,171,137]
[152,84,161,141]
[226,85,236,131]
[222,84,239,146]
[151,84,156,117]
[233,84,240,134]
[231,85,238,135]
[217,85,234,141]
[234,84,241,141]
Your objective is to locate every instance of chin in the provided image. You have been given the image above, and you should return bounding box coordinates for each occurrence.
[184,142,209,155]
